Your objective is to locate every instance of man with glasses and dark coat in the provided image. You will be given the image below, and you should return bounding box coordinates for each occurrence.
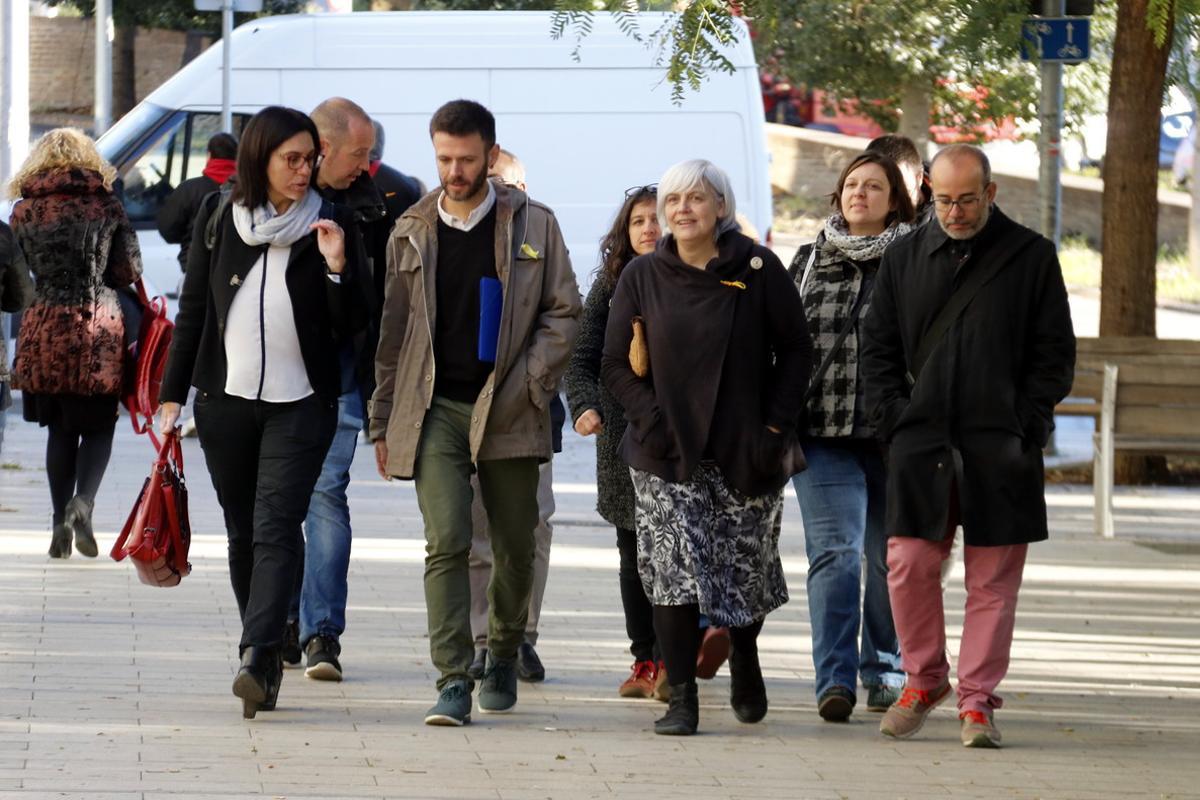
[861,143,1075,749]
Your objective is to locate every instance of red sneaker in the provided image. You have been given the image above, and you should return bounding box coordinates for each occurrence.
[879,680,952,739]
[960,709,1002,748]
[618,660,658,698]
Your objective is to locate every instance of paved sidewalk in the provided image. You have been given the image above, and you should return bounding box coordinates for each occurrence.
[1,411,1198,800]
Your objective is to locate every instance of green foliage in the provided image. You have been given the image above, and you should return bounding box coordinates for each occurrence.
[551,0,1113,136]
[1148,0,1178,47]
[44,0,305,32]
[552,0,738,103]
[759,0,1045,137]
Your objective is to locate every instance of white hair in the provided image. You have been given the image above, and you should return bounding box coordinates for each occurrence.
[656,159,738,238]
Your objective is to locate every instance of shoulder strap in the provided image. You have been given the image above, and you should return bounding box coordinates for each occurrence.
[906,230,1040,387]
[788,242,816,282]
[203,186,235,251]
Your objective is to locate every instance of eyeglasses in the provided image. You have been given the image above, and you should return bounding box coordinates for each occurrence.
[625,184,658,198]
[933,195,982,211]
[278,151,317,171]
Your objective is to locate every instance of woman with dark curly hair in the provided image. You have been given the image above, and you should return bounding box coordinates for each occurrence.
[8,128,142,559]
[564,185,662,698]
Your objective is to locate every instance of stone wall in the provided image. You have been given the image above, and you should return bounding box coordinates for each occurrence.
[767,123,1191,250]
[29,16,213,114]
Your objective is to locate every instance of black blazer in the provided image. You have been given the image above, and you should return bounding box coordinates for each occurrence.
[160,197,365,406]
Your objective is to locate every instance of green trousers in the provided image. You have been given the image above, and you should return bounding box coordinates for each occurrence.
[414,396,539,688]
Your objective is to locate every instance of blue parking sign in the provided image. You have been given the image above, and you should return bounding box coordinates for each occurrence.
[1021,17,1090,63]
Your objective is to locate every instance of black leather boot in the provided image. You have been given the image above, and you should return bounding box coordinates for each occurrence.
[65,496,97,558]
[729,647,768,723]
[654,681,699,735]
[232,646,282,719]
[48,523,73,558]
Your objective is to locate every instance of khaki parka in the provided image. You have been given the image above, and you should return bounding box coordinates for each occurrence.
[369,181,581,478]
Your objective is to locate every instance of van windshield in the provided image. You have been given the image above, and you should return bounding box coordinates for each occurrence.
[97,102,173,167]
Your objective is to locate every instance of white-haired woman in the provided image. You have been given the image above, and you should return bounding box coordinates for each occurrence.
[601,159,812,735]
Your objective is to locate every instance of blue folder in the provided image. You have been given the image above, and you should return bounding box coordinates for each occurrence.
[478,277,502,363]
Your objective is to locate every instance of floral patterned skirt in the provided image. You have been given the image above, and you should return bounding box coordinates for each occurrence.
[631,462,787,628]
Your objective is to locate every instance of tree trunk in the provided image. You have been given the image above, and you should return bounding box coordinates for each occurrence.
[898,79,932,155]
[112,23,137,119]
[1100,0,1174,484]
[1191,102,1200,278]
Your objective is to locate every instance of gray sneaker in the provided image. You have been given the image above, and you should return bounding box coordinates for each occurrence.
[866,684,902,712]
[478,654,518,714]
[424,680,472,726]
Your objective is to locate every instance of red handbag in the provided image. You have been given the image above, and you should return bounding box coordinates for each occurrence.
[110,430,192,587]
[119,279,174,450]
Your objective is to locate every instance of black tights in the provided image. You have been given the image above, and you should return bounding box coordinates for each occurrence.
[46,422,114,524]
[653,604,764,685]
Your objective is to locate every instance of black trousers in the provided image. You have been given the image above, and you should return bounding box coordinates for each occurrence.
[616,526,657,662]
[195,391,336,651]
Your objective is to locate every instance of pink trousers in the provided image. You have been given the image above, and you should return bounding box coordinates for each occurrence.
[886,532,1027,713]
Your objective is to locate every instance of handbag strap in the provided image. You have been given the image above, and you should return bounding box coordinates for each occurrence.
[905,229,1039,387]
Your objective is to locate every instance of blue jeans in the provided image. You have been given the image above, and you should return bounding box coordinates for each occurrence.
[295,387,362,645]
[792,439,902,699]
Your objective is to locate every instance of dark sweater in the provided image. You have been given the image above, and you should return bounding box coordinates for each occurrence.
[434,206,498,402]
[601,231,813,497]
[564,270,635,529]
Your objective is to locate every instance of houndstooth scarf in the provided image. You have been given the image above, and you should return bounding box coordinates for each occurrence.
[820,212,910,265]
[795,215,912,438]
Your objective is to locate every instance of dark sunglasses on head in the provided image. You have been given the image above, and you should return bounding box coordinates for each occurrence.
[625,183,658,198]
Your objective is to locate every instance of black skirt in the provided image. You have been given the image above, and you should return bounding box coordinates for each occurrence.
[22,392,119,433]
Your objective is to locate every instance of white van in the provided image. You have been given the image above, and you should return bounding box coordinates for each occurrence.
[96,11,771,297]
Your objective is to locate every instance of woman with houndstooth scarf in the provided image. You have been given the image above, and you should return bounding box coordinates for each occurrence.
[788,150,916,724]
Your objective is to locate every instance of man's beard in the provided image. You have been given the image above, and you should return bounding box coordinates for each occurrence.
[441,168,487,202]
[938,203,991,241]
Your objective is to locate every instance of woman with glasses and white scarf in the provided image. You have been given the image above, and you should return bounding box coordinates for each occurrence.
[159,106,363,719]
[788,150,916,724]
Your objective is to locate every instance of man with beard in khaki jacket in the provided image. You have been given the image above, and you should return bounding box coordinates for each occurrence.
[370,100,581,726]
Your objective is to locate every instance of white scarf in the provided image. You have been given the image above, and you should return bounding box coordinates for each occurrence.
[232,189,322,248]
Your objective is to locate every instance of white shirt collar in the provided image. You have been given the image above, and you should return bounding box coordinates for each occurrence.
[437,181,496,232]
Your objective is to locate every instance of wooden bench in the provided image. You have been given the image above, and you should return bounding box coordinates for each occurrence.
[1055,337,1200,538]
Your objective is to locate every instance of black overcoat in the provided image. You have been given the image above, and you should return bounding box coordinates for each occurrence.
[860,208,1076,546]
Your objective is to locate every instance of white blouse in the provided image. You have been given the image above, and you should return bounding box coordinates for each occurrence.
[223,244,314,402]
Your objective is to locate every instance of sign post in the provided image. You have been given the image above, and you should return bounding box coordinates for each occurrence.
[94,0,112,136]
[194,0,263,134]
[1021,7,1092,249]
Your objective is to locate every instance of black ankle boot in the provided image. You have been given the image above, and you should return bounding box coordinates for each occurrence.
[65,496,97,558]
[233,646,282,719]
[654,681,699,735]
[48,523,73,558]
[729,648,768,723]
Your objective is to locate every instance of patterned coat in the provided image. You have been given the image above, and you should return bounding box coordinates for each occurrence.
[789,238,878,439]
[10,168,142,397]
[563,270,635,531]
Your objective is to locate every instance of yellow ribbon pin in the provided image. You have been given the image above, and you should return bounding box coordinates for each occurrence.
[520,243,541,259]
[720,280,746,290]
